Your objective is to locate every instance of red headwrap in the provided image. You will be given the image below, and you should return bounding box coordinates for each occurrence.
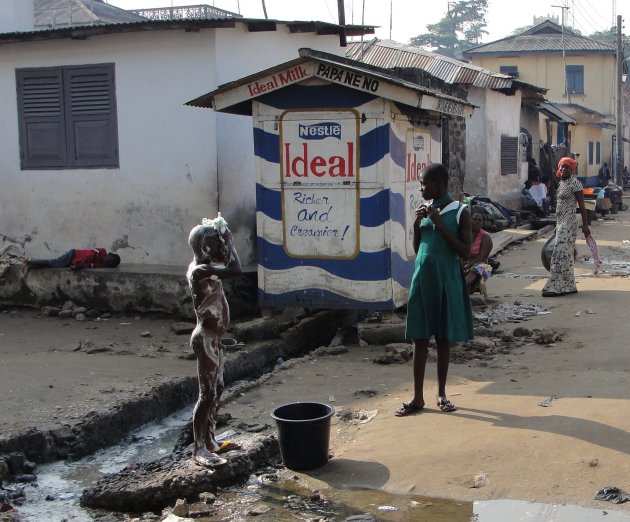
[556,157,577,178]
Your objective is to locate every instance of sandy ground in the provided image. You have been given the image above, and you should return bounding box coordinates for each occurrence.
[1,210,630,513]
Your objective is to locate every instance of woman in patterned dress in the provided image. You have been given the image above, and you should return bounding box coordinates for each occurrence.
[542,157,590,297]
[395,164,474,416]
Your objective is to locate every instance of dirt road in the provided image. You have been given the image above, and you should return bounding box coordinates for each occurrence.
[1,213,630,514]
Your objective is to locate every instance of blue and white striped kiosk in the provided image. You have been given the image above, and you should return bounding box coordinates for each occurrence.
[188,49,474,310]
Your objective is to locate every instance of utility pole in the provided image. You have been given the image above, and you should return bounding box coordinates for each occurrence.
[616,14,623,184]
[552,4,571,105]
[337,0,347,47]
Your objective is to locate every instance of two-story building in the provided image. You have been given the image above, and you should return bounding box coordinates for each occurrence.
[464,20,618,186]
[347,38,574,205]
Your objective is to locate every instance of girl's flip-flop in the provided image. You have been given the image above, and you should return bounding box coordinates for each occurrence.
[437,397,457,412]
[394,402,423,417]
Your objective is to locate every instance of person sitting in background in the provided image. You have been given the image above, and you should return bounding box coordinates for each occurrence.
[522,180,541,214]
[21,248,120,277]
[528,168,551,215]
[464,212,493,296]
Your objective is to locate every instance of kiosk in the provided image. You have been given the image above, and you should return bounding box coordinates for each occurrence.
[188,49,475,309]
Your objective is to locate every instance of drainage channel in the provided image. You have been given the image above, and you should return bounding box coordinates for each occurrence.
[8,403,629,521]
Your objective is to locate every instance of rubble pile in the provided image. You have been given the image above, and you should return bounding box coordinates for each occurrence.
[40,301,111,321]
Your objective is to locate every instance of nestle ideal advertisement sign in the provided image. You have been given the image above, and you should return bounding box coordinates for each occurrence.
[280,110,359,259]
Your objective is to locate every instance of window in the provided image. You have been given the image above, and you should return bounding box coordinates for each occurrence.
[596,141,601,164]
[16,64,118,169]
[588,141,594,165]
[499,65,519,78]
[500,135,518,175]
[566,65,584,95]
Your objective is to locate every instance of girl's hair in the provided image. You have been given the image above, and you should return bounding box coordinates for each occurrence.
[188,224,219,258]
[422,163,449,187]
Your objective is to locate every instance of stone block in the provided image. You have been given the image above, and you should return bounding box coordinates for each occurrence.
[357,322,406,345]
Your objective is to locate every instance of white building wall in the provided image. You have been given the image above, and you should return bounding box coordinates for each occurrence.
[213,27,343,269]
[0,0,34,33]
[485,89,523,203]
[0,30,218,266]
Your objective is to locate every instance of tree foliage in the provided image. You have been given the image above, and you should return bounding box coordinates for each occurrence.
[409,0,488,59]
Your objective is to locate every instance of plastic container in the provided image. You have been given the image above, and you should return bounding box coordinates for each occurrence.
[271,402,334,471]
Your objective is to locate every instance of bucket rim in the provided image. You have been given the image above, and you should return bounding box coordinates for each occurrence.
[271,401,335,423]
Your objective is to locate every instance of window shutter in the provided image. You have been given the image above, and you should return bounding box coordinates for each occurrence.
[64,65,119,167]
[16,69,68,168]
[500,136,518,175]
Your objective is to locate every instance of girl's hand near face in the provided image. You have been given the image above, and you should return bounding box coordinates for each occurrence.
[427,206,444,228]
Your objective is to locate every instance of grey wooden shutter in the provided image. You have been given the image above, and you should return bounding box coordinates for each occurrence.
[64,65,118,167]
[16,68,67,168]
[500,136,518,175]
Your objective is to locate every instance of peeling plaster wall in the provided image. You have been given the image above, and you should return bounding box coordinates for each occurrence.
[0,28,345,268]
[213,28,343,269]
[0,30,217,266]
[464,87,488,195]
[480,89,524,205]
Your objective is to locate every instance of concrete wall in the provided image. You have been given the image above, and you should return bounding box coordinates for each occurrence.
[485,89,523,204]
[464,86,524,204]
[464,87,487,194]
[473,53,616,116]
[0,25,344,269]
[0,30,217,266]
[0,0,34,33]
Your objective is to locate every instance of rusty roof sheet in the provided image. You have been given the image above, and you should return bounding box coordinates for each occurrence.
[347,39,516,90]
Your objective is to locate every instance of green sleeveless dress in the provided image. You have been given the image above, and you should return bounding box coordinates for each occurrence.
[405,201,474,342]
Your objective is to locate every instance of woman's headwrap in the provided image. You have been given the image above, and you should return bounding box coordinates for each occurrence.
[556,157,577,178]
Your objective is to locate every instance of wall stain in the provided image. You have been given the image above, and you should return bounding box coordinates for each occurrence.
[185,163,193,183]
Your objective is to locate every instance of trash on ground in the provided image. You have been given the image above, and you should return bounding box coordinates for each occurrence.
[594,486,630,504]
[378,505,400,511]
[538,395,558,407]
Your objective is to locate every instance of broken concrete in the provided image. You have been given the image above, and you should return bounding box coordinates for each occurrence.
[80,435,279,513]
[0,265,257,319]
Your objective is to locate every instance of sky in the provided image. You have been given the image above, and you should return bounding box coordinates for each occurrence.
[105,0,630,44]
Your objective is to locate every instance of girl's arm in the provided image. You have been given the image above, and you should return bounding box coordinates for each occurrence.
[575,191,591,236]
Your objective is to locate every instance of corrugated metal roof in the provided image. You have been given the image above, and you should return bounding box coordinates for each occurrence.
[346,39,516,90]
[464,20,615,56]
[0,17,373,43]
[34,0,147,29]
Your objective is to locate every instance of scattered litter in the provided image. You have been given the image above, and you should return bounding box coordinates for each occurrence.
[328,395,336,403]
[585,309,597,315]
[247,474,262,485]
[140,331,151,337]
[119,322,131,325]
[216,430,237,442]
[469,473,488,488]
[574,311,581,317]
[594,486,630,504]
[450,393,462,396]
[623,240,630,245]
[356,409,378,424]
[473,302,549,326]
[378,505,399,511]
[538,395,558,407]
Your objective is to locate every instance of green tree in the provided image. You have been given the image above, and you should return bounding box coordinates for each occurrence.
[589,28,630,57]
[409,0,488,59]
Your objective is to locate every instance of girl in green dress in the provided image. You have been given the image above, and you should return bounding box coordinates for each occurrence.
[395,164,474,416]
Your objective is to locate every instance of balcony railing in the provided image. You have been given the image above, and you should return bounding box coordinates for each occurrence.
[129,5,242,21]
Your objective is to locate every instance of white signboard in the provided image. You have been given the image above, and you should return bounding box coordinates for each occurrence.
[280,110,360,259]
[404,128,442,258]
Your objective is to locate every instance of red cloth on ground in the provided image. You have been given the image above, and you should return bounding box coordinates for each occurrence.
[70,248,108,268]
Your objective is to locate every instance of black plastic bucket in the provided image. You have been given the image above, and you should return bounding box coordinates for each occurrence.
[271,402,335,471]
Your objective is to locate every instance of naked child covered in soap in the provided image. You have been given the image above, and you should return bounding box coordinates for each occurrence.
[186,214,242,467]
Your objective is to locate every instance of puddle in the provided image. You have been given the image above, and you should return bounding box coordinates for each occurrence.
[8,405,630,522]
[474,499,630,521]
